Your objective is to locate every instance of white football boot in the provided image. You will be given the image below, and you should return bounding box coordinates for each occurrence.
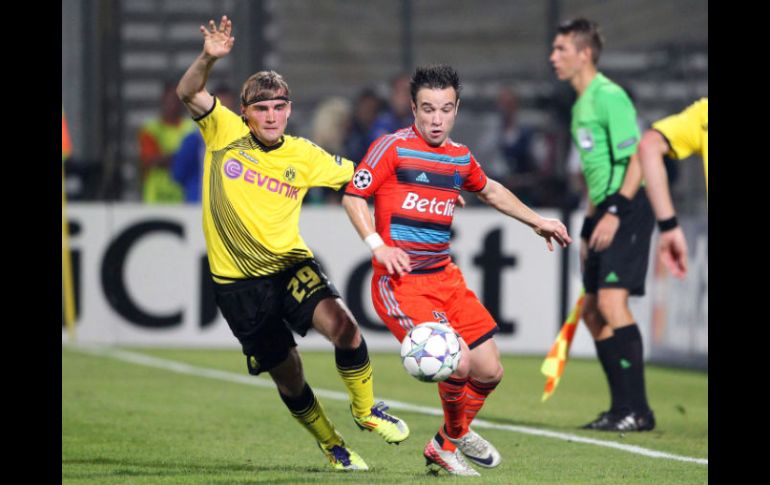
[447,428,501,468]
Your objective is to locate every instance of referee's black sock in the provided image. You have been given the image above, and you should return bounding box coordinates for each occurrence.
[614,324,651,414]
[595,336,630,414]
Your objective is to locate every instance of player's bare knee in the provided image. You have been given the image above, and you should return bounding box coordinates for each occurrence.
[582,299,599,321]
[267,348,305,393]
[330,315,361,349]
[582,311,600,331]
[472,362,503,383]
[492,363,504,382]
[270,368,305,397]
[597,294,626,323]
[582,303,606,334]
[453,351,471,379]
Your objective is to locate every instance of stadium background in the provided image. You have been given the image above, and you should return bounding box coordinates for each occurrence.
[61,0,707,369]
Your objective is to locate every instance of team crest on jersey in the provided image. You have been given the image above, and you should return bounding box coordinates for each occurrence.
[577,128,594,151]
[249,356,260,372]
[353,169,373,189]
[334,155,343,166]
[432,311,449,324]
[453,170,462,190]
[284,166,297,182]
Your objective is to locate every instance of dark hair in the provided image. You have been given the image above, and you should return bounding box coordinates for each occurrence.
[557,18,603,64]
[240,71,291,106]
[409,64,461,103]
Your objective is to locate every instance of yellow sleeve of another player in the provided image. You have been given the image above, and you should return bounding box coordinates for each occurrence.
[195,97,248,150]
[302,138,355,190]
[652,98,707,161]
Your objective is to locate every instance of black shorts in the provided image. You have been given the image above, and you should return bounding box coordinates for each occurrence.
[583,191,654,296]
[212,259,341,375]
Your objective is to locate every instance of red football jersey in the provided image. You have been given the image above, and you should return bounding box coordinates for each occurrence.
[345,125,487,273]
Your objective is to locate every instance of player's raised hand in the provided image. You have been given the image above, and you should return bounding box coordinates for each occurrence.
[373,245,412,276]
[201,15,235,58]
[534,218,572,252]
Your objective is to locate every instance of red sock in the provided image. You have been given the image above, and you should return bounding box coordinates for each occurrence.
[438,377,468,448]
[435,426,456,452]
[464,378,500,426]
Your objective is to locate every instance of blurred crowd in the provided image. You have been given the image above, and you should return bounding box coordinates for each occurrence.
[63,75,677,210]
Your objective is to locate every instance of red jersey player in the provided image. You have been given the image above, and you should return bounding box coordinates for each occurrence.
[342,64,571,477]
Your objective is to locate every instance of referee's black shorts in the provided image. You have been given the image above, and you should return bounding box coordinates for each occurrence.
[583,191,655,296]
[212,259,341,375]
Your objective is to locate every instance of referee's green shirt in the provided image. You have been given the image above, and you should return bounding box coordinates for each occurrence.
[571,73,640,206]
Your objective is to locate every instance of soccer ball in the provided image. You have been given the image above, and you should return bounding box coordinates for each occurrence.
[400,322,461,382]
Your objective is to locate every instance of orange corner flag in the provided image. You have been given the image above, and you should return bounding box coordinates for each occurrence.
[62,107,76,341]
[541,289,585,402]
[62,109,72,162]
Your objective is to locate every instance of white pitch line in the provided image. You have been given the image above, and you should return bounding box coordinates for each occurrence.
[67,345,707,466]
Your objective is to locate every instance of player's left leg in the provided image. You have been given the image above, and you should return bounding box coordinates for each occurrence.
[283,260,409,444]
[580,293,632,429]
[435,337,471,454]
[371,269,477,475]
[312,297,410,444]
[424,336,480,477]
[465,337,504,426]
[268,347,368,471]
[441,264,503,468]
[598,289,655,431]
[595,191,656,432]
[442,337,503,468]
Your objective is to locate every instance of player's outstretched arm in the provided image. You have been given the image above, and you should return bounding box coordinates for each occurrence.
[341,194,412,276]
[177,15,235,118]
[476,179,571,251]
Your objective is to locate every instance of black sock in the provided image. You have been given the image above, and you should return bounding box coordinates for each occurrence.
[435,428,446,447]
[595,336,629,414]
[279,382,315,414]
[335,336,369,370]
[614,324,650,414]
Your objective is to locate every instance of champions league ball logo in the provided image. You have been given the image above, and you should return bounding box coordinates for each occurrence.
[353,169,373,189]
[400,322,461,382]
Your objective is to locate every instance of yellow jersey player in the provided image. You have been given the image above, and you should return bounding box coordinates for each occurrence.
[638,98,708,278]
[176,15,408,471]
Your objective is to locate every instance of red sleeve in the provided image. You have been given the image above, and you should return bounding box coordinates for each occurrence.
[462,154,488,192]
[344,134,398,198]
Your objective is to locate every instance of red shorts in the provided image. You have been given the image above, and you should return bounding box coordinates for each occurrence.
[371,262,498,348]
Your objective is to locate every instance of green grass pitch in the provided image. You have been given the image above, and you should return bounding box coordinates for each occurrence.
[62,346,707,484]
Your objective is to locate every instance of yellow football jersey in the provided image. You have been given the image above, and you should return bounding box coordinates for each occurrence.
[197,98,354,281]
[652,97,708,189]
